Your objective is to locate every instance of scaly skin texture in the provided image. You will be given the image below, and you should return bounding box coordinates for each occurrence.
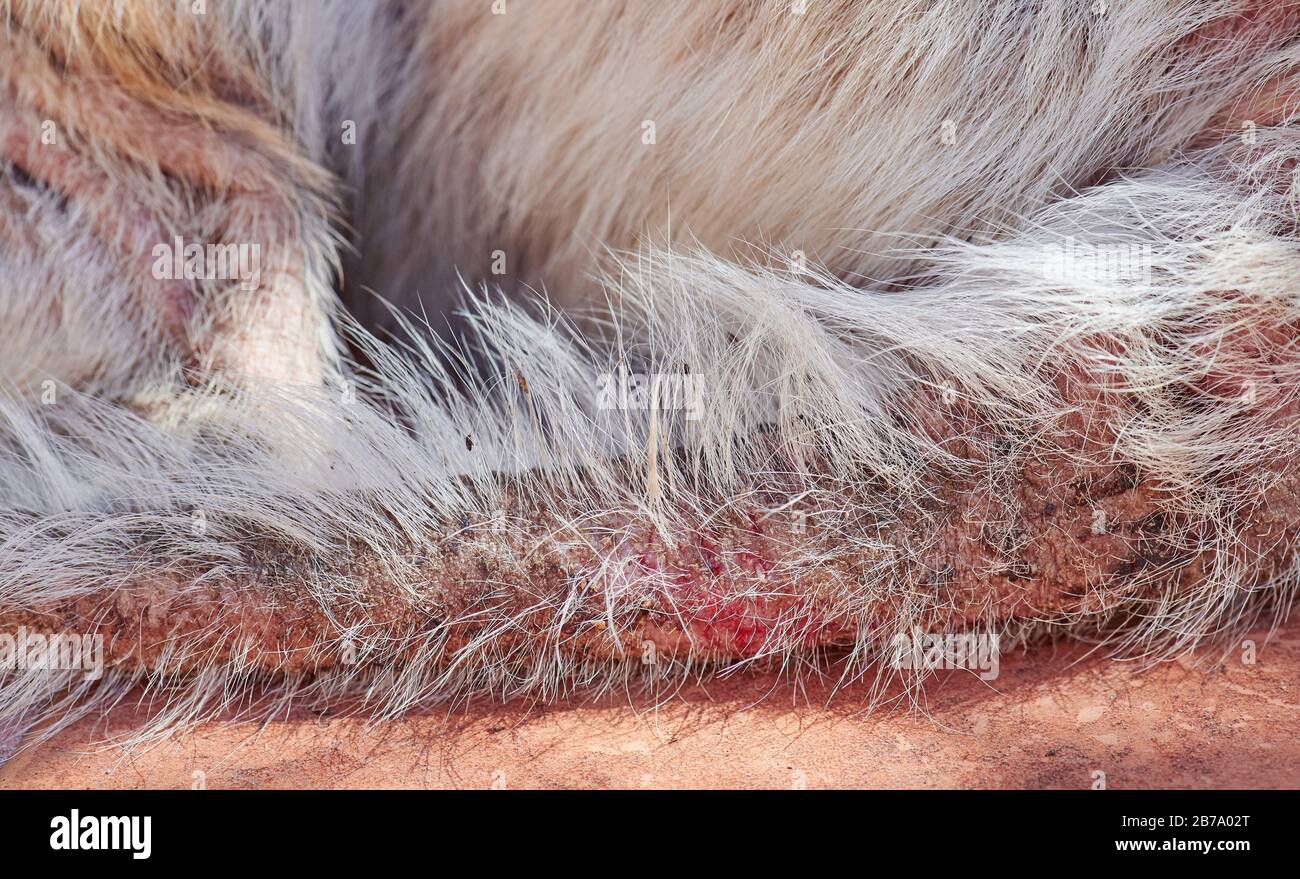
[8,302,1298,685]
[3,399,1294,682]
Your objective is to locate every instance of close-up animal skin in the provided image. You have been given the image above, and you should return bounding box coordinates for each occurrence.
[2,0,1300,776]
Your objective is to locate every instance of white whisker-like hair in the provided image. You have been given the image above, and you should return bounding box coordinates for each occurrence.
[2,0,1299,752]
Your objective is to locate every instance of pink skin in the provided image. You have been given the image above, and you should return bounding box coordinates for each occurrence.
[627,514,838,657]
[0,31,329,389]
[0,113,195,345]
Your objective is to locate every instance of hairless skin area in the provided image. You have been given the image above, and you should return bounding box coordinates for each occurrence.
[1,0,1300,790]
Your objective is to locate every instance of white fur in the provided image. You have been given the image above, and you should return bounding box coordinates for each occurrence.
[1,1,1299,751]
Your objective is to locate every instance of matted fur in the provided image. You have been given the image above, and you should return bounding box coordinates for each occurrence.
[2,0,1300,752]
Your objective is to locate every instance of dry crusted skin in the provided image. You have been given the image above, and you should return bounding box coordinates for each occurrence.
[5,306,1300,681]
[5,365,1298,681]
